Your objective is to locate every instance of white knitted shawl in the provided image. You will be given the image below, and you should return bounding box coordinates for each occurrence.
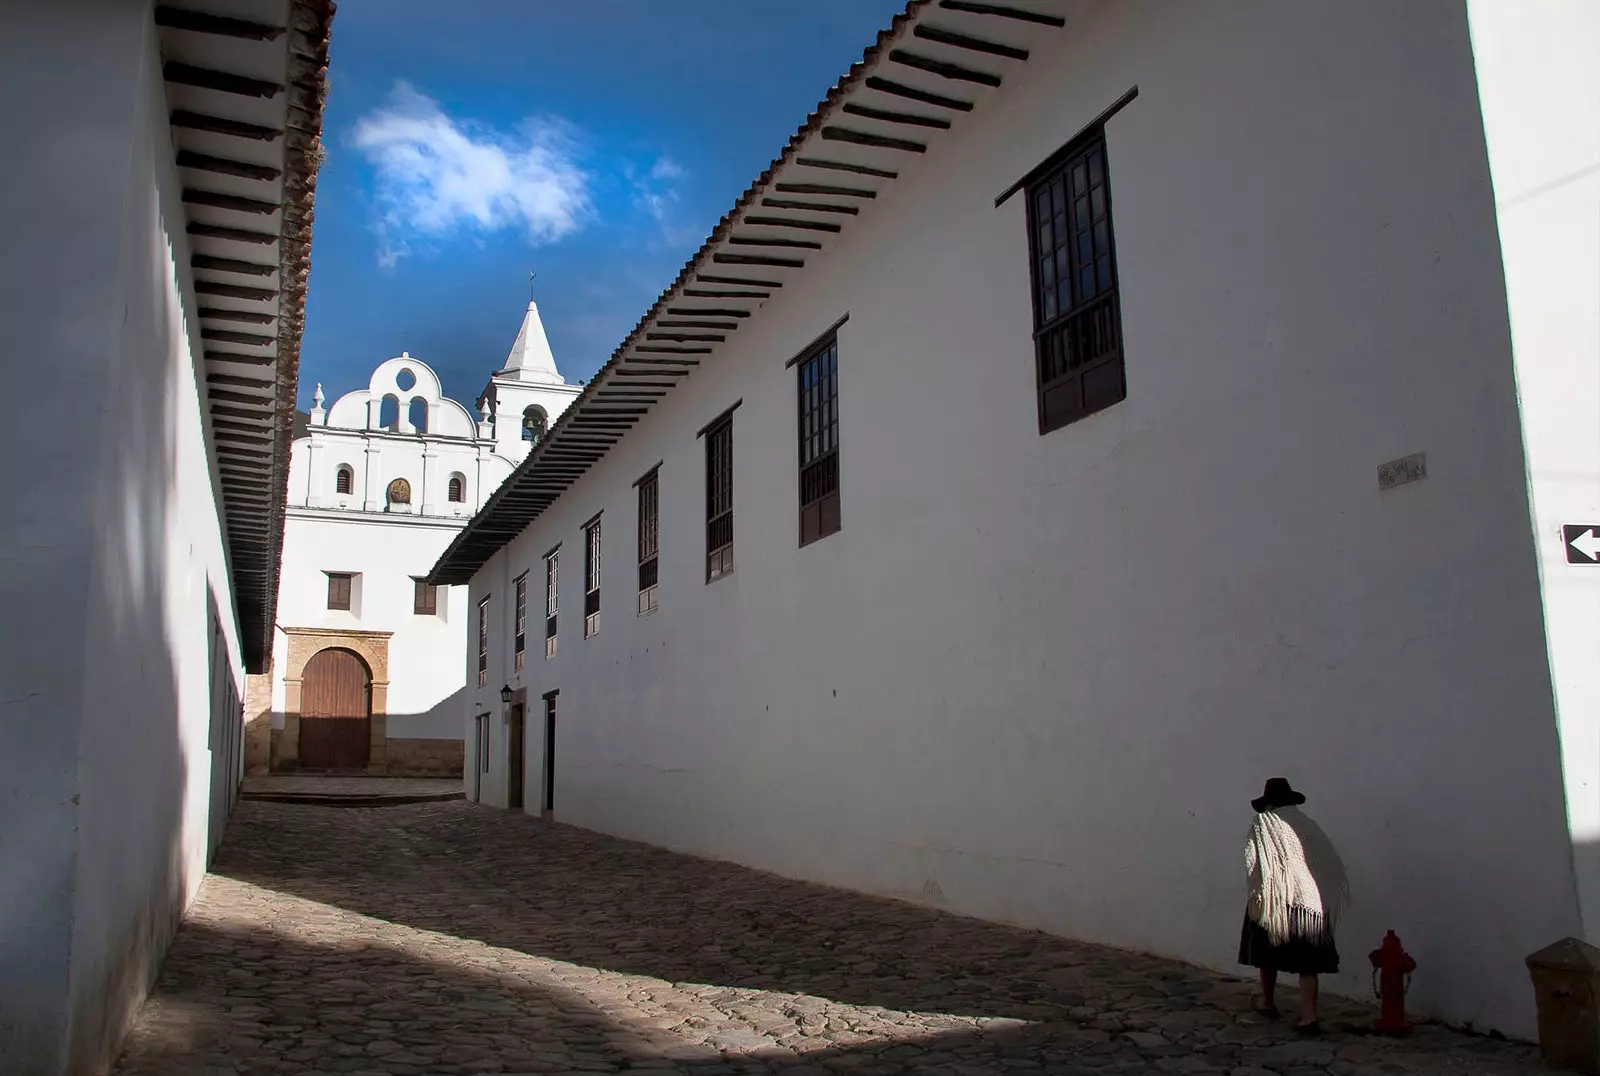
[1244,805,1350,946]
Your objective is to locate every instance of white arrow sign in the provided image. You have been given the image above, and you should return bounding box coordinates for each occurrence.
[1569,528,1600,562]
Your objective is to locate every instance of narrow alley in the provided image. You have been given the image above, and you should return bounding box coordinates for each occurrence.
[113,798,1542,1076]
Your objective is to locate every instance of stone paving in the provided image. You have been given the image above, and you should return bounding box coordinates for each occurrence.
[240,776,463,805]
[115,800,1543,1075]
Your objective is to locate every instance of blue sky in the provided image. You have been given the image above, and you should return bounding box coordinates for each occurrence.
[296,0,907,412]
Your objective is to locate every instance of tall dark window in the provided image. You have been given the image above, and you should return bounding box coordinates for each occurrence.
[447,474,465,503]
[705,416,734,581]
[583,516,602,638]
[334,465,354,495]
[513,573,527,672]
[1027,129,1125,434]
[326,572,352,611]
[797,337,840,545]
[544,549,559,658]
[413,577,437,616]
[476,595,489,687]
[637,468,659,615]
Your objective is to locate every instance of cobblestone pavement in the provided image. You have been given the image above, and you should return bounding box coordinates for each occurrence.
[115,801,1542,1076]
[240,777,464,804]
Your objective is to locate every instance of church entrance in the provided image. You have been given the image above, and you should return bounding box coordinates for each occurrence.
[299,647,372,770]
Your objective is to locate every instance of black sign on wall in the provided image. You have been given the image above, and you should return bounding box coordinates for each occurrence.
[1563,525,1600,565]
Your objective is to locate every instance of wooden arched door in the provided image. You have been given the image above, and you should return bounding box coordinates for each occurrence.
[299,648,372,770]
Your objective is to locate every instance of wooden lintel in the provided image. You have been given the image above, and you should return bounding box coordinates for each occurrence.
[194,254,275,277]
[742,215,841,233]
[188,221,278,244]
[862,76,975,111]
[163,62,283,98]
[888,49,1002,87]
[155,5,285,38]
[794,156,900,178]
[171,110,282,141]
[183,188,279,215]
[841,102,952,130]
[176,150,281,181]
[820,126,926,153]
[774,181,877,198]
[713,253,805,268]
[937,0,1066,27]
[761,197,859,215]
[200,307,276,324]
[194,280,277,301]
[914,23,1030,59]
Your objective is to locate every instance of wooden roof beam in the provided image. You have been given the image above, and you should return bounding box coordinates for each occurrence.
[163,62,283,99]
[820,126,926,153]
[862,76,974,111]
[937,0,1066,28]
[795,156,900,178]
[176,150,282,182]
[888,50,1002,87]
[155,6,286,39]
[914,24,1030,60]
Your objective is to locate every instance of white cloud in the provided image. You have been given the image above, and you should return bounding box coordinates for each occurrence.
[630,156,700,248]
[352,82,592,267]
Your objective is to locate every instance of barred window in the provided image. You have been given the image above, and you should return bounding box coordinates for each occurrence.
[797,336,840,546]
[1027,129,1125,434]
[705,416,733,582]
[637,468,659,615]
[447,474,465,503]
[583,516,601,638]
[335,465,354,495]
[544,548,559,658]
[476,595,489,687]
[513,573,527,672]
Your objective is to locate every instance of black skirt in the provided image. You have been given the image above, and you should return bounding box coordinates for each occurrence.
[1238,913,1340,975]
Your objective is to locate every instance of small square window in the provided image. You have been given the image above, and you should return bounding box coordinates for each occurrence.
[413,577,437,616]
[326,572,352,611]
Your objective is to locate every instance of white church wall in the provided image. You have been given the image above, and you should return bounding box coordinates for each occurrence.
[275,512,471,739]
[0,7,245,1071]
[1468,0,1600,939]
[471,0,1578,1038]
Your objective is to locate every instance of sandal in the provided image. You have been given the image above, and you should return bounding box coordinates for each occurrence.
[1253,1001,1281,1021]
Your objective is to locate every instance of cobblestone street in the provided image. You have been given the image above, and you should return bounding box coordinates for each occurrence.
[115,800,1543,1076]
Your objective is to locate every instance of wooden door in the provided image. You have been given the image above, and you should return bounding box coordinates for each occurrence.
[507,703,525,810]
[542,694,556,814]
[300,648,371,769]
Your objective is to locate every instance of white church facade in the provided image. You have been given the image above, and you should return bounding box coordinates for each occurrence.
[429,0,1599,1042]
[250,300,578,776]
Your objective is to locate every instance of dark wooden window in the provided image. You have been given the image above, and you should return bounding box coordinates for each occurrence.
[413,577,437,616]
[447,474,465,502]
[476,595,489,687]
[637,469,659,615]
[797,336,841,546]
[513,573,527,671]
[326,572,352,611]
[705,416,733,581]
[544,549,559,658]
[1027,129,1125,434]
[334,465,353,495]
[583,516,601,637]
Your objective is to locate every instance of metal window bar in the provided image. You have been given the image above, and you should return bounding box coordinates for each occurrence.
[476,597,489,686]
[514,574,527,670]
[584,519,601,622]
[1027,133,1124,428]
[637,471,659,592]
[705,418,733,578]
[544,551,559,641]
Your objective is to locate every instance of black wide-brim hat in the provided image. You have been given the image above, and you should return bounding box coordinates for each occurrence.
[1252,777,1306,812]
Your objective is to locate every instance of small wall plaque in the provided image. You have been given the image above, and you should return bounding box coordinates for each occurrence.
[1378,452,1427,491]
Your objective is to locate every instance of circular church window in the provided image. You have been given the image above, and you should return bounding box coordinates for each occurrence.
[395,367,417,391]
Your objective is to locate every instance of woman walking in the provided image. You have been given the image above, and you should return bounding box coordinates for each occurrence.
[1239,777,1350,1034]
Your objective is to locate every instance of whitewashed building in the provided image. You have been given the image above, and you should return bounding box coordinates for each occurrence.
[0,1,332,1072]
[256,301,579,775]
[430,0,1600,1040]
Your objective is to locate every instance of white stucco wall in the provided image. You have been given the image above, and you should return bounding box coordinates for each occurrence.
[466,0,1580,1037]
[0,4,245,1072]
[275,512,474,737]
[1468,0,1600,936]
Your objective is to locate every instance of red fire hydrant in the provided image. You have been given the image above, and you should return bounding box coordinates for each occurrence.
[1369,930,1416,1035]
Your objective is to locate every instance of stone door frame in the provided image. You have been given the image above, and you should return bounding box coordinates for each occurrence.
[279,626,393,774]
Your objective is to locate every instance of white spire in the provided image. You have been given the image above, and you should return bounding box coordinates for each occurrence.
[499,299,564,385]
